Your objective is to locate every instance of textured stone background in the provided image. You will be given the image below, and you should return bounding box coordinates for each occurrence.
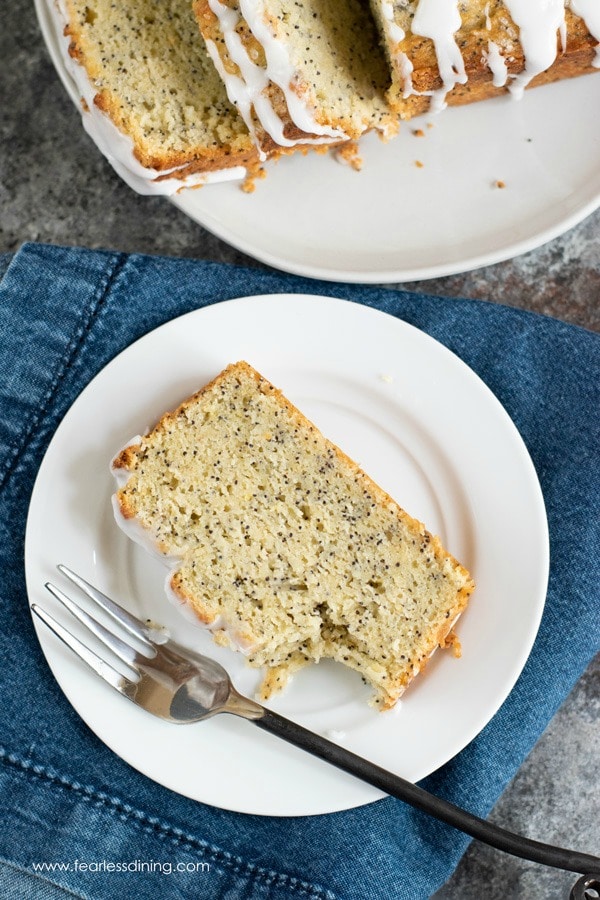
[1,4,598,899]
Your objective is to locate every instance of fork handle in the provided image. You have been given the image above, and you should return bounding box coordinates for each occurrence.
[253,709,600,877]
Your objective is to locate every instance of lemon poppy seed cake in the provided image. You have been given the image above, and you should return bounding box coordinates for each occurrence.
[112,362,474,710]
[55,0,260,192]
[192,0,398,155]
[369,0,600,119]
[49,0,600,190]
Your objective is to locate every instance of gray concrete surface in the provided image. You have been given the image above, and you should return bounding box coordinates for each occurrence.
[1,4,598,898]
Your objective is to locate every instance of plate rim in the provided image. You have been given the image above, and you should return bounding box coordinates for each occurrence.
[24,293,550,816]
[171,177,600,285]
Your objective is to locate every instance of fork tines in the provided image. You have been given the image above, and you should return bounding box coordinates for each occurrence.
[31,565,156,694]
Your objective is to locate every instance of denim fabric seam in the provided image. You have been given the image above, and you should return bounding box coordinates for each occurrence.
[0,856,90,900]
[0,252,127,495]
[0,749,336,899]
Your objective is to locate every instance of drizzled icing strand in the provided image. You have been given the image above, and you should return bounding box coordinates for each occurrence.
[378,0,416,97]
[411,0,467,112]
[481,0,508,87]
[502,0,566,99]
[484,40,508,88]
[205,2,269,158]
[207,0,346,148]
[379,0,406,45]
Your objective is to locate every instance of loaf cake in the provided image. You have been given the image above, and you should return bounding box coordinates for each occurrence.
[53,0,260,193]
[47,0,600,193]
[192,0,398,155]
[369,0,600,118]
[111,362,474,710]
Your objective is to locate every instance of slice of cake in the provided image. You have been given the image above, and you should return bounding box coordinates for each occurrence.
[53,0,260,192]
[369,0,600,119]
[112,362,474,710]
[192,0,399,155]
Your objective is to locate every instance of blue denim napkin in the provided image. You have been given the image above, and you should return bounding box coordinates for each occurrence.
[0,243,598,900]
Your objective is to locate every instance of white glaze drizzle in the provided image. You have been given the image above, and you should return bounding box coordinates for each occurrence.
[204,37,268,160]
[386,0,599,110]
[379,0,406,45]
[482,5,508,88]
[52,0,247,193]
[484,1,492,30]
[502,0,567,99]
[569,0,600,66]
[411,0,468,112]
[207,0,346,147]
[378,0,416,97]
[485,40,509,87]
[239,0,350,140]
[205,0,287,153]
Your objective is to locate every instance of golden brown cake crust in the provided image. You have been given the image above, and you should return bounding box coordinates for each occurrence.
[380,4,599,117]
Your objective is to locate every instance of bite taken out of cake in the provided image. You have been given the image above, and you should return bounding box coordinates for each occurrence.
[111,361,474,710]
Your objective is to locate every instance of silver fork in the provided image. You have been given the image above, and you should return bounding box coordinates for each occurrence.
[32,566,600,892]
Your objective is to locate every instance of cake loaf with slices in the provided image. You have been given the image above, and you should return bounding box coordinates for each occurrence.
[48,0,600,192]
[112,362,474,710]
[370,0,600,118]
[54,0,260,193]
[192,0,398,155]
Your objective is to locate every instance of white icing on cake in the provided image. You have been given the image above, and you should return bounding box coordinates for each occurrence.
[52,0,247,194]
[207,0,355,147]
[379,0,406,45]
[378,0,416,98]
[485,40,509,87]
[204,37,268,160]
[502,0,567,99]
[411,0,468,112]
[481,4,509,88]
[383,0,599,109]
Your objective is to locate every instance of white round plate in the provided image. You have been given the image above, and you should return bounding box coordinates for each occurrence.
[35,0,600,283]
[25,294,549,816]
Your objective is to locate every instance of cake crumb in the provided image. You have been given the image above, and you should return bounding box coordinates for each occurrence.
[333,141,363,171]
[412,128,425,137]
[379,373,394,384]
[494,179,506,189]
[415,160,424,168]
[441,630,462,657]
[242,167,267,193]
